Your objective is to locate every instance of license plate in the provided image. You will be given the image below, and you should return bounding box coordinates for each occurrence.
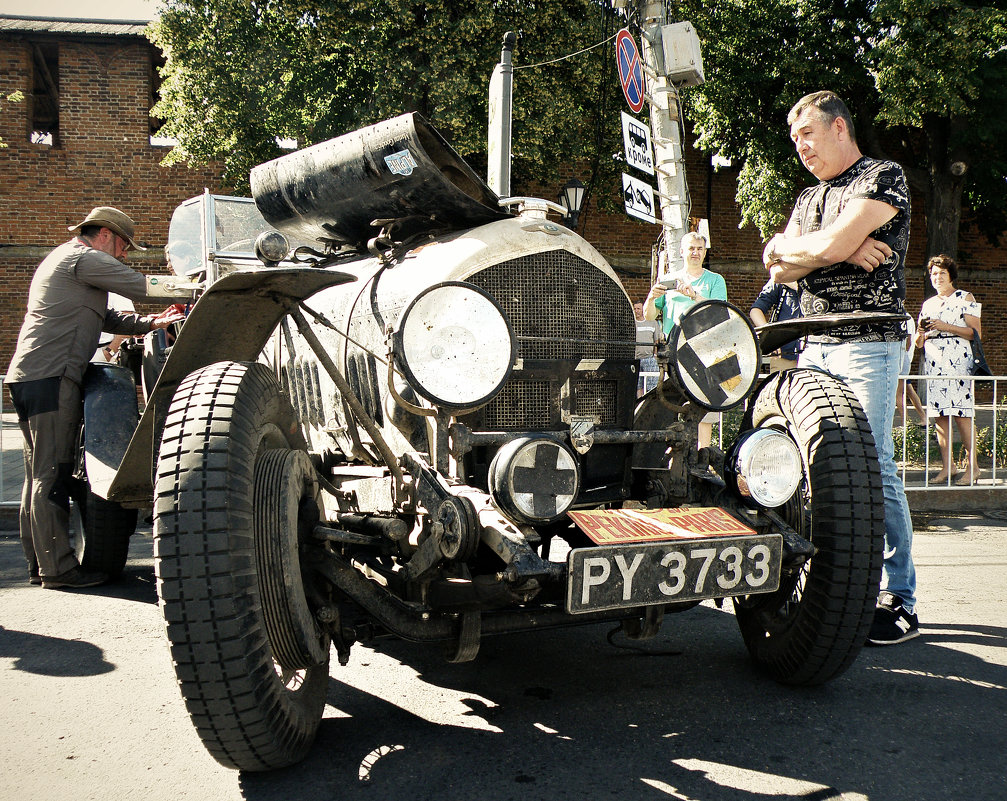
[565,534,783,614]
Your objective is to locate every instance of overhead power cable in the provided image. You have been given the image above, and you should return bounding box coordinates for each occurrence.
[514,30,620,70]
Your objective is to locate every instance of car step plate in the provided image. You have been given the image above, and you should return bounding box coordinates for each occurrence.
[566,534,783,614]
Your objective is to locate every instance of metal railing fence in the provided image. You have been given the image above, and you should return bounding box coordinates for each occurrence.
[4,372,1005,510]
[1,374,19,509]
[895,373,1003,490]
[640,370,1007,492]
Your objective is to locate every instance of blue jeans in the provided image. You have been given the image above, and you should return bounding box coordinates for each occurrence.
[800,340,917,611]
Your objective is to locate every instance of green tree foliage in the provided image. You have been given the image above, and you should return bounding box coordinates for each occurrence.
[677,0,1007,259]
[149,0,623,197]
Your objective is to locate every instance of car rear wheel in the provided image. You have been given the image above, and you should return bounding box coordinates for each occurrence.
[153,360,329,771]
[71,420,138,579]
[71,489,137,579]
[734,368,884,685]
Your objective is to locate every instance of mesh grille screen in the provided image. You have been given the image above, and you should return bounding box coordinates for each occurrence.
[481,380,553,430]
[574,379,618,425]
[468,250,634,360]
[464,251,632,431]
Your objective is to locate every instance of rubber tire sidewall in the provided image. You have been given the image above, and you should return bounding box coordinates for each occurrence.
[72,419,137,579]
[154,360,329,771]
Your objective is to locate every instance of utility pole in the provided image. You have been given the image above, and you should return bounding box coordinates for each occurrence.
[639,1,693,277]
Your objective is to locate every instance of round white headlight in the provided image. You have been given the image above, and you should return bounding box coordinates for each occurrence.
[393,282,515,411]
[670,300,761,411]
[488,436,580,524]
[729,428,803,508]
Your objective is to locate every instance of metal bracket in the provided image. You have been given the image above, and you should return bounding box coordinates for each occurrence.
[621,605,665,640]
[400,454,480,580]
[498,196,566,218]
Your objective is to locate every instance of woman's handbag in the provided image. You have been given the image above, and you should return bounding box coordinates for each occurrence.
[969,328,992,376]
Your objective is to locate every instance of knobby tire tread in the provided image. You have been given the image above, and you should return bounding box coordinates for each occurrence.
[737,368,884,685]
[153,361,328,771]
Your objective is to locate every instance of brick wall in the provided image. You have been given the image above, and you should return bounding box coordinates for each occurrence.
[1,34,223,371]
[0,38,221,247]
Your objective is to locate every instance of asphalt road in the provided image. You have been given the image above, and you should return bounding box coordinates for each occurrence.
[1,514,1004,801]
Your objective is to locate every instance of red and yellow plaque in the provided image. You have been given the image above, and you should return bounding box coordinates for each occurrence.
[568,507,754,546]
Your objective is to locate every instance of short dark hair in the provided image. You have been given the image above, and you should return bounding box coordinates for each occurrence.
[78,224,102,239]
[788,91,857,143]
[927,254,958,283]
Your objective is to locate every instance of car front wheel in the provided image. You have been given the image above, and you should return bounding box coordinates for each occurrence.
[734,368,884,685]
[153,360,329,771]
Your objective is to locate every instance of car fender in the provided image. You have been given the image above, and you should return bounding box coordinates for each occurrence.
[756,312,909,355]
[106,266,355,505]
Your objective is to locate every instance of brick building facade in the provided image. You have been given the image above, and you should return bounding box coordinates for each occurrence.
[1,14,1005,376]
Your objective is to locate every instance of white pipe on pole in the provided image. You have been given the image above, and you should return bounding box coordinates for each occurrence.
[640,2,690,278]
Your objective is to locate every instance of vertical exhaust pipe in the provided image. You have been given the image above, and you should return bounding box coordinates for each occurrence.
[488,31,517,197]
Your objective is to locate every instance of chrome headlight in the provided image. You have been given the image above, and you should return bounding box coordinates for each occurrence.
[392,281,516,411]
[669,300,760,411]
[488,436,580,524]
[727,428,803,508]
[254,230,290,265]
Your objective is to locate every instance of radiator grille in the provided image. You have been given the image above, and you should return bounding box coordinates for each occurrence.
[573,379,618,425]
[480,380,553,430]
[464,250,633,431]
[468,250,635,360]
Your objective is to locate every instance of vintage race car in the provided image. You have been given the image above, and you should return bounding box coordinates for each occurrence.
[87,113,889,772]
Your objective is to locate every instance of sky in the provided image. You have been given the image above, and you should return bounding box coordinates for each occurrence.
[0,0,160,21]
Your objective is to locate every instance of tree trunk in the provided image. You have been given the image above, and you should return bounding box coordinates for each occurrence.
[925,172,965,263]
[924,115,966,263]
[920,115,967,300]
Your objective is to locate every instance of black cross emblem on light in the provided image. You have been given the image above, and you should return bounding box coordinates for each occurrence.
[677,304,742,407]
[511,443,578,519]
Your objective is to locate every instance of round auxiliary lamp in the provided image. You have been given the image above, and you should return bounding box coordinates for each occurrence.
[666,299,761,411]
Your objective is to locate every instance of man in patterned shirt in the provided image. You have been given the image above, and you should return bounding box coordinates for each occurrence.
[762,90,918,646]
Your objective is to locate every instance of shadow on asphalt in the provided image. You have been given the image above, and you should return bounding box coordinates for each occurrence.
[97,554,159,605]
[234,606,1007,801]
[0,531,158,605]
[0,625,116,677]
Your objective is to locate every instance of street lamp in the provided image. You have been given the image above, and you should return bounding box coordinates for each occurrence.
[557,178,585,230]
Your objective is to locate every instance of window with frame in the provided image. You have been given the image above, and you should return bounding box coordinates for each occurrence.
[29,40,59,146]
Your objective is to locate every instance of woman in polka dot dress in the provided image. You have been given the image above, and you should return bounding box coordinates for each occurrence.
[915,254,982,485]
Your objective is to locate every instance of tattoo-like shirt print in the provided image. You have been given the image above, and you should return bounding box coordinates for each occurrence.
[794,156,910,341]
